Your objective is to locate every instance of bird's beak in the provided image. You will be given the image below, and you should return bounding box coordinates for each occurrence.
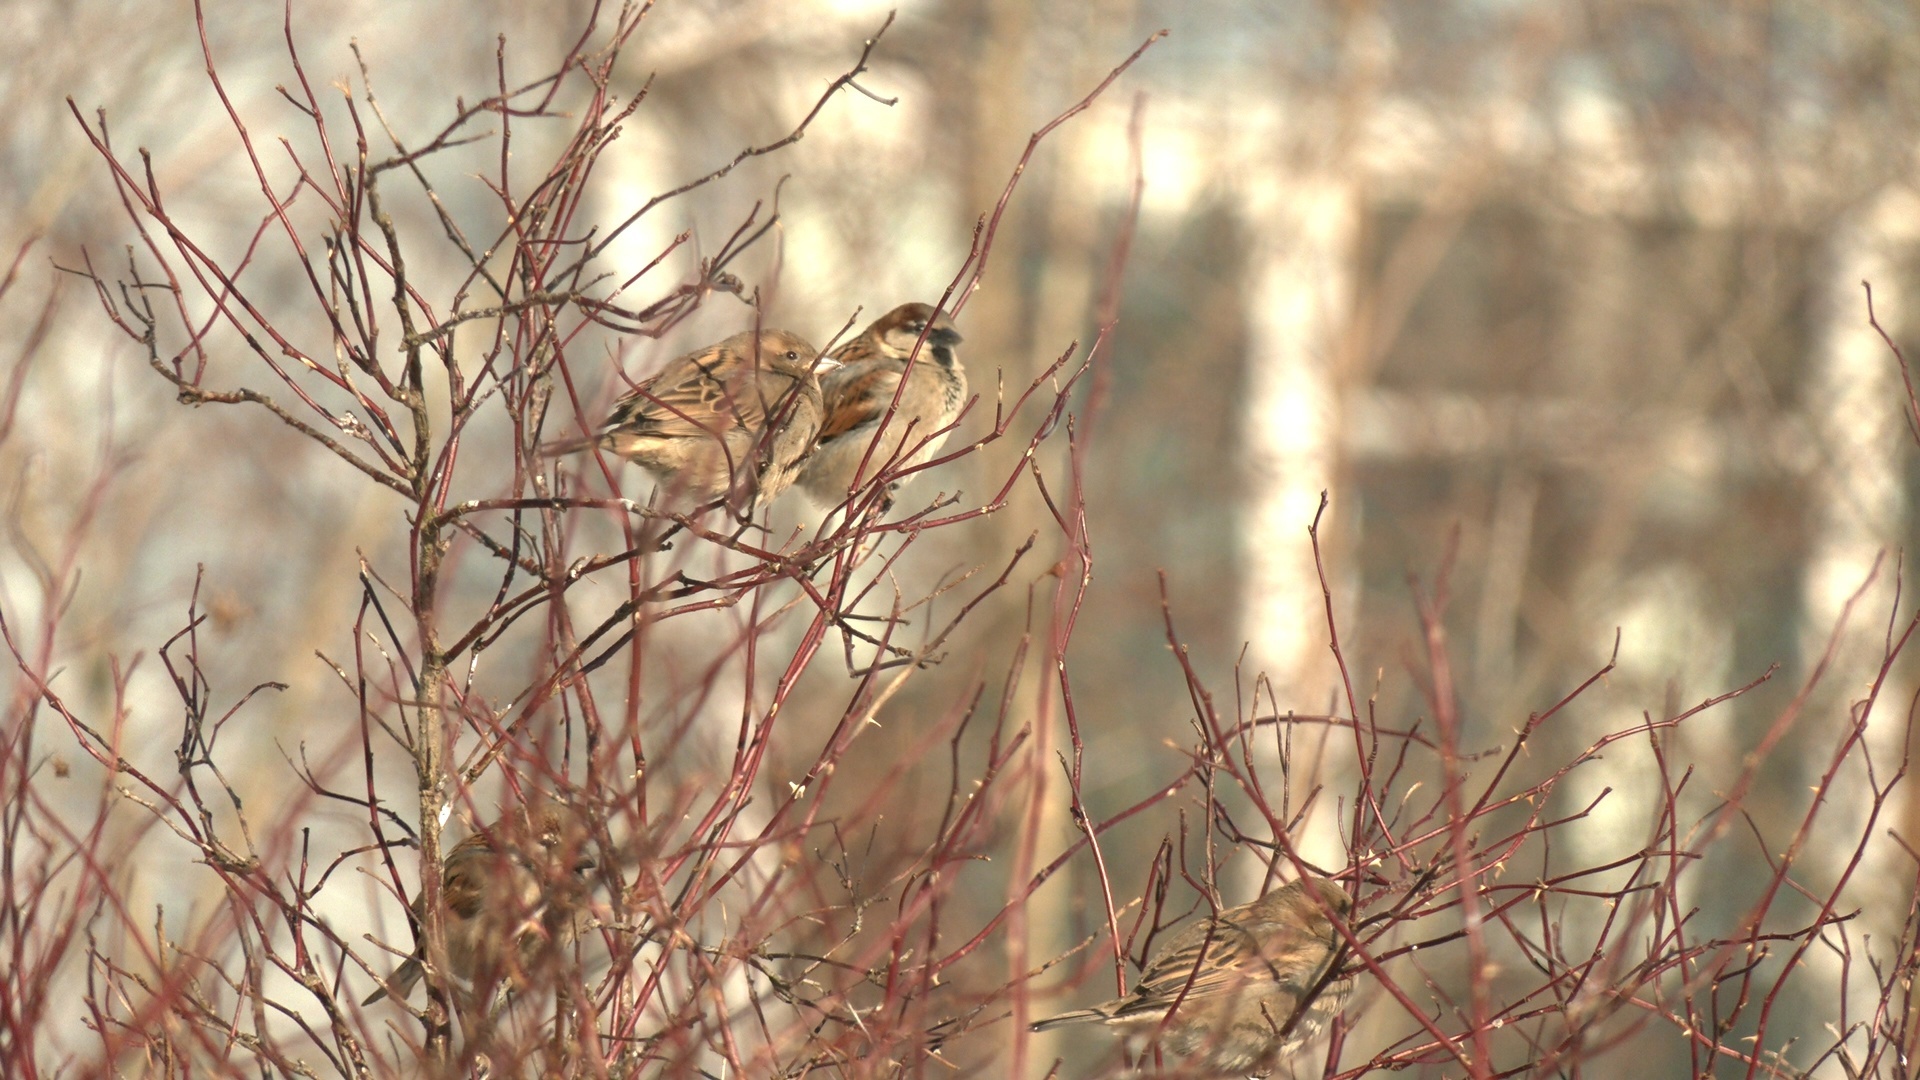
[929,326,963,347]
[812,354,843,374]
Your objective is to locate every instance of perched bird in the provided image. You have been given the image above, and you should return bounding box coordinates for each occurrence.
[1031,876,1353,1078]
[363,801,596,1005]
[795,303,966,508]
[545,328,833,508]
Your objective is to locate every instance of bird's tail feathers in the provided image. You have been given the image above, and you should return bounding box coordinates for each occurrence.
[1029,1007,1110,1032]
[361,957,422,1006]
[539,432,601,457]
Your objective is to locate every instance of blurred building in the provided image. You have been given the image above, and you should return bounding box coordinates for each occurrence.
[4,0,1918,1075]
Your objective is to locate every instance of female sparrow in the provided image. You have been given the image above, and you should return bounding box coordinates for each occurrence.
[795,303,966,508]
[363,802,596,1005]
[546,328,834,508]
[1030,876,1353,1077]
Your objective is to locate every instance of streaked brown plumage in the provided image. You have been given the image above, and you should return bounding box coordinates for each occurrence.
[1031,876,1352,1077]
[795,303,966,508]
[545,328,833,508]
[363,801,595,1006]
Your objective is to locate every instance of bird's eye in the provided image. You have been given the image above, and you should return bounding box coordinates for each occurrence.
[784,350,800,360]
[907,322,925,333]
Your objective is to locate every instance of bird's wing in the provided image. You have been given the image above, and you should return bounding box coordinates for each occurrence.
[442,855,490,922]
[606,352,811,443]
[1111,918,1270,1017]
[600,356,738,441]
[817,362,904,442]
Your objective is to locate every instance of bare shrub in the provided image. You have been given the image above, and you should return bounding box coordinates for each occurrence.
[0,5,1914,1080]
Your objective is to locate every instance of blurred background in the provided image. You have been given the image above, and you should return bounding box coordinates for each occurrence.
[5,0,1919,1075]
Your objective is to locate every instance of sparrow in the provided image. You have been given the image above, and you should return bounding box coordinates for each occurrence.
[794,303,966,508]
[1030,876,1353,1078]
[545,328,834,508]
[363,801,596,1005]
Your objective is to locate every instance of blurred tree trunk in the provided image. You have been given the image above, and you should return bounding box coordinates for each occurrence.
[945,3,1056,1075]
[942,0,1144,1072]
[1802,196,1917,1026]
[1235,2,1383,869]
